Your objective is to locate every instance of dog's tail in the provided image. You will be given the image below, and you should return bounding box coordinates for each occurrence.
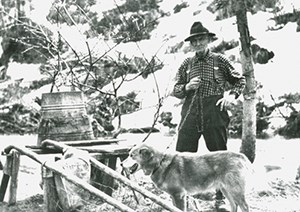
[225,153,257,195]
[220,153,255,195]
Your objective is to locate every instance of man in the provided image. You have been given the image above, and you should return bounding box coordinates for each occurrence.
[173,21,246,206]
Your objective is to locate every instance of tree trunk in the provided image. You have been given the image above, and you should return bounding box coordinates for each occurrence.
[0,45,12,81]
[0,0,27,81]
[235,0,256,163]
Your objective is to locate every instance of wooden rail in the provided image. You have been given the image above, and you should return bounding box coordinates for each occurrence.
[2,145,135,212]
[42,139,183,212]
[1,140,183,212]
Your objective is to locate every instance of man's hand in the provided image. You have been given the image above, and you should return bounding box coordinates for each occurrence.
[185,76,201,91]
[216,93,236,111]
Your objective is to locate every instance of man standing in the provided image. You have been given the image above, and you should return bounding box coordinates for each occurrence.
[173,21,245,206]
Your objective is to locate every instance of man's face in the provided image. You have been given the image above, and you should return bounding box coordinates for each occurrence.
[190,35,210,52]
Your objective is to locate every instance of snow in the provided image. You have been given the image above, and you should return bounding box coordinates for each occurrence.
[6,62,43,82]
[277,0,300,13]
[253,21,300,99]
[29,0,54,25]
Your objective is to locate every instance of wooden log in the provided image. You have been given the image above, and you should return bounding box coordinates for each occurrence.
[26,138,124,151]
[0,152,13,202]
[42,167,62,212]
[41,140,183,212]
[4,145,136,212]
[61,138,124,146]
[0,174,10,202]
[25,145,62,154]
[3,153,13,176]
[89,157,182,212]
[8,150,20,205]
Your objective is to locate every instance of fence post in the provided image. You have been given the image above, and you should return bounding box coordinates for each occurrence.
[0,174,9,202]
[42,166,62,212]
[102,156,117,196]
[8,150,20,205]
[0,153,13,202]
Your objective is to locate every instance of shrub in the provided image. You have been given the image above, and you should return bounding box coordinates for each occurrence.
[91,0,162,43]
[256,100,273,138]
[0,21,58,64]
[272,10,300,26]
[251,44,275,64]
[87,92,141,133]
[228,98,276,139]
[228,100,243,138]
[0,104,40,134]
[173,2,189,14]
[276,93,300,138]
[0,82,40,134]
[29,78,53,90]
[207,0,281,20]
[47,0,97,25]
[277,110,300,138]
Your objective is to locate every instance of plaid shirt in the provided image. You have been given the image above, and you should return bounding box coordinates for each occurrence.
[173,50,245,99]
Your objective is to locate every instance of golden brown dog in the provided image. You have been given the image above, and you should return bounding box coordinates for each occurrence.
[122,142,253,212]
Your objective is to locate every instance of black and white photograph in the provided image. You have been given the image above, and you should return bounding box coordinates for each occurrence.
[0,0,300,211]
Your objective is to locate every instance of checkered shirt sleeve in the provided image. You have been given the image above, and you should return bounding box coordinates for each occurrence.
[173,52,245,99]
[172,58,191,99]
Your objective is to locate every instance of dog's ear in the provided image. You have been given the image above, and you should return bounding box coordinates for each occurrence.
[139,147,153,160]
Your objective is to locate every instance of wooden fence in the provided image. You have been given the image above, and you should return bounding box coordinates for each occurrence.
[0,139,183,212]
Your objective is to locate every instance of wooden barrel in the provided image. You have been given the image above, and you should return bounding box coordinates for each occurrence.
[37,91,94,146]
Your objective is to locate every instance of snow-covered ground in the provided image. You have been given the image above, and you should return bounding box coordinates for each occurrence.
[0,134,299,202]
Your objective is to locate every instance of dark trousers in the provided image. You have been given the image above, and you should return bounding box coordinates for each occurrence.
[176,95,229,153]
[176,125,227,152]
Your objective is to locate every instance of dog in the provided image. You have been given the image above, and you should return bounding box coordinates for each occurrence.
[122,142,253,212]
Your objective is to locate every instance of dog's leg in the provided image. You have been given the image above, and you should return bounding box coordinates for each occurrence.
[237,198,249,212]
[170,192,186,212]
[228,178,249,212]
[222,186,250,212]
[232,193,249,212]
[220,188,237,212]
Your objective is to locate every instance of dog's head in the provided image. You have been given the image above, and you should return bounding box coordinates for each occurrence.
[122,143,160,176]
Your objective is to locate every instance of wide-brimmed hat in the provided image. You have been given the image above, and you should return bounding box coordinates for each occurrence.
[184,21,216,42]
